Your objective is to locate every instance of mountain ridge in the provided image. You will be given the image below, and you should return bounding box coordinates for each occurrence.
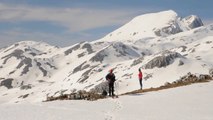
[96,10,204,43]
[0,10,212,103]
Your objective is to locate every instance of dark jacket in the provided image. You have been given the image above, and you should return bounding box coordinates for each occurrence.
[105,73,116,83]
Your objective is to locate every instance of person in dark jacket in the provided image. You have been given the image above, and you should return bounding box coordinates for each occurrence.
[105,69,116,96]
[138,68,143,90]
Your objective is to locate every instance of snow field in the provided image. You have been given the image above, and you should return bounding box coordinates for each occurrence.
[0,81,213,120]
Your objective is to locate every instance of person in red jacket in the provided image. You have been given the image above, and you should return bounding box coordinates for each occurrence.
[138,68,143,90]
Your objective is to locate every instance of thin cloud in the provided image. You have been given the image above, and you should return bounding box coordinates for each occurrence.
[0,28,97,48]
[0,3,143,32]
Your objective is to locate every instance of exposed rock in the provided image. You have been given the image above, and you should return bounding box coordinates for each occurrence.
[4,43,19,53]
[113,43,136,57]
[64,44,80,55]
[206,41,212,44]
[45,90,105,101]
[9,70,15,75]
[77,68,93,83]
[154,23,182,37]
[72,61,90,74]
[181,15,203,29]
[0,78,13,89]
[36,61,47,77]
[16,57,31,68]
[29,52,36,56]
[82,43,94,54]
[144,51,184,69]
[2,49,24,64]
[131,57,144,67]
[90,81,109,93]
[38,80,45,83]
[144,73,153,80]
[178,60,184,66]
[16,57,33,76]
[122,73,133,79]
[90,43,139,63]
[20,84,32,90]
[153,15,203,37]
[209,68,213,77]
[22,94,29,99]
[64,43,94,56]
[78,52,86,58]
[46,62,57,69]
[90,51,106,63]
[178,46,187,52]
[84,84,95,89]
[178,73,211,84]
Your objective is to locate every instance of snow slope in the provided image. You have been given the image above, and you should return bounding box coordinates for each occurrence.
[0,10,212,103]
[0,81,213,120]
[97,10,203,42]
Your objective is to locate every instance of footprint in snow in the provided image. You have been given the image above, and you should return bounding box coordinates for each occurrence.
[111,99,122,111]
[104,111,113,120]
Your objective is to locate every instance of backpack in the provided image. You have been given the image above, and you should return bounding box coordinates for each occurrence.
[102,90,108,96]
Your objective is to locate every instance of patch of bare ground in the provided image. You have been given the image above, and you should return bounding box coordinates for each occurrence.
[44,73,212,102]
[122,73,212,95]
[44,90,106,102]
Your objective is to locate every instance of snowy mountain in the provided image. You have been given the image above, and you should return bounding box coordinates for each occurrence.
[0,10,213,103]
[97,10,204,42]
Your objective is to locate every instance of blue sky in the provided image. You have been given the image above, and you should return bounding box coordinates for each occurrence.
[0,0,212,48]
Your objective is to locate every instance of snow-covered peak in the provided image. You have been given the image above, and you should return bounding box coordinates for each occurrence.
[15,40,58,49]
[97,10,203,43]
[2,40,59,57]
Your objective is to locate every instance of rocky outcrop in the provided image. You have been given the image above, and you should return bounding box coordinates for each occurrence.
[131,57,144,67]
[45,90,105,101]
[72,61,90,74]
[36,61,48,77]
[90,51,106,63]
[154,15,203,36]
[144,51,184,69]
[20,84,32,90]
[90,81,109,93]
[64,44,81,55]
[0,78,14,89]
[2,49,24,64]
[16,57,33,76]
[77,65,98,83]
[181,15,203,30]
[154,23,182,36]
[209,68,213,77]
[82,43,94,54]
[64,42,94,56]
[90,43,140,63]
[173,73,212,85]
[123,73,212,95]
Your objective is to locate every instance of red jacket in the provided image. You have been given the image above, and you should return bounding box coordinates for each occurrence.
[138,71,143,79]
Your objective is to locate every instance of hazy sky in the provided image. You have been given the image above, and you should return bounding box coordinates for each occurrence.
[0,0,212,48]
